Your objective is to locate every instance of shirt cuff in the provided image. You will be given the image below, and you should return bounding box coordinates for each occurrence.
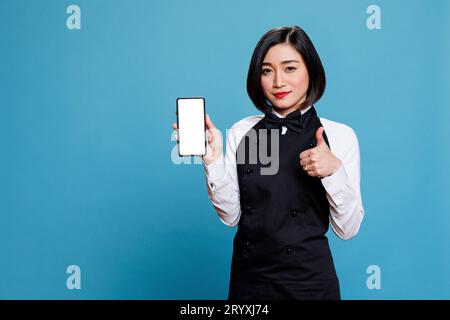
[320,164,349,197]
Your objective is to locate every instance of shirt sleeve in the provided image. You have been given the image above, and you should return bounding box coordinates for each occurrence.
[320,127,365,240]
[203,124,241,227]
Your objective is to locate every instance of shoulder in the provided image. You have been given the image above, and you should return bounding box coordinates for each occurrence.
[231,114,265,136]
[231,114,264,131]
[320,117,357,139]
[320,117,360,155]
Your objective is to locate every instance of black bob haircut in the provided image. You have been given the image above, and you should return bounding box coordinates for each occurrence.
[247,26,326,113]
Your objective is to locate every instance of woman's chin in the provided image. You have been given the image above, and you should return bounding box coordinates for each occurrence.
[272,103,295,110]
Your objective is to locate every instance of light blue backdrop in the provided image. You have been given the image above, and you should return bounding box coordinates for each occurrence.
[1,0,449,299]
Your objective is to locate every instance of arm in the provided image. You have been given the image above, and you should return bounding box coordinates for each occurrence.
[203,124,241,227]
[321,127,365,240]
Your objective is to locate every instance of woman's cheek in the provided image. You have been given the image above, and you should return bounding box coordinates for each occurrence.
[294,72,309,93]
[291,74,309,91]
[261,79,272,99]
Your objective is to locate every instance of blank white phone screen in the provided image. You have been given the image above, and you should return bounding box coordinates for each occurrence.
[177,98,206,156]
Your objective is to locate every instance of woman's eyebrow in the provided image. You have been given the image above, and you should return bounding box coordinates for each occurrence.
[262,60,299,66]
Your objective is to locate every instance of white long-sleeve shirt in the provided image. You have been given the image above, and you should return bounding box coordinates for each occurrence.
[203,106,365,240]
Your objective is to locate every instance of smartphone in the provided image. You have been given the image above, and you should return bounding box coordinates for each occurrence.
[176,97,206,157]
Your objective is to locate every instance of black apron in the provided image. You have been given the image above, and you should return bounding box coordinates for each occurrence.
[228,106,340,300]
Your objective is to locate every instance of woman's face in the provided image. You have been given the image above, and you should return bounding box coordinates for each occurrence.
[261,43,309,116]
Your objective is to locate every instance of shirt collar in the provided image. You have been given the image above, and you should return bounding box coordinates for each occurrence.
[271,105,312,118]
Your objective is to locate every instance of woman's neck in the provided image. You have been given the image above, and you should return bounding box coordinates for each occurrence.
[273,105,310,118]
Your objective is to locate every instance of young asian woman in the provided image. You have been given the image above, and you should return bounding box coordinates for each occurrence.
[172,26,364,300]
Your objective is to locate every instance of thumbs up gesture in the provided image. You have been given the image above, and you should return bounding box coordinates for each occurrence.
[299,127,342,178]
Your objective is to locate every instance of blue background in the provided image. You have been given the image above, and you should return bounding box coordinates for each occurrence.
[1,0,449,299]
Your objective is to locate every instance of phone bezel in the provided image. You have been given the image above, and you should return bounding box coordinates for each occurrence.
[176,97,207,157]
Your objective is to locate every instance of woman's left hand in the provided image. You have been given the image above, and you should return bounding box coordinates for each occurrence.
[299,127,342,178]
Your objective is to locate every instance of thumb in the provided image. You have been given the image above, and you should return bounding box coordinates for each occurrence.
[205,114,216,130]
[315,127,325,145]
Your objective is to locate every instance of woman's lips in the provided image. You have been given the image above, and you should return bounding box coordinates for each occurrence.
[274,91,290,99]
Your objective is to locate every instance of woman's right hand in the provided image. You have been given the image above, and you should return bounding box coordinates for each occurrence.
[172,114,223,165]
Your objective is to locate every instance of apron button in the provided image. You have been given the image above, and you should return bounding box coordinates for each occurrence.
[286,247,293,254]
[290,209,298,217]
[245,241,251,247]
[245,168,253,174]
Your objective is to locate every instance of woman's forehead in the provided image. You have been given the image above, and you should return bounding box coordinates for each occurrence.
[263,44,302,64]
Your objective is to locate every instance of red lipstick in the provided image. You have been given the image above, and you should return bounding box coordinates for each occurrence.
[274,91,290,99]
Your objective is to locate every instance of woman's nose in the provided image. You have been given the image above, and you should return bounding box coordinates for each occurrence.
[273,71,285,88]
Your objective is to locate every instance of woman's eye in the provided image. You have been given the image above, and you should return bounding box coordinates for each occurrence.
[262,69,272,75]
[286,66,296,72]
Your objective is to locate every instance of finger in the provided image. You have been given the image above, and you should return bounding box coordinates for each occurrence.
[299,148,314,159]
[172,123,178,130]
[209,130,215,144]
[316,127,325,145]
[311,170,322,178]
[205,114,216,130]
[302,163,315,172]
[205,130,215,144]
[304,166,320,177]
[307,170,320,178]
[300,156,313,167]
